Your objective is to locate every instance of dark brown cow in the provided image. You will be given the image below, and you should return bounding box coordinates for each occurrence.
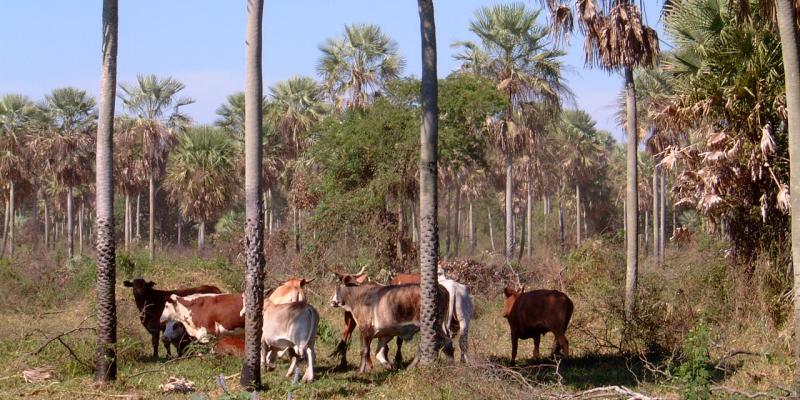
[160,293,244,342]
[503,287,573,364]
[330,273,454,372]
[123,278,221,358]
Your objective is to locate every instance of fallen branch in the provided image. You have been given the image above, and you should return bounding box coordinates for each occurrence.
[572,385,663,400]
[710,386,793,399]
[713,349,760,369]
[30,327,96,356]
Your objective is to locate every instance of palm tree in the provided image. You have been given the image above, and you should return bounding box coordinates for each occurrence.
[36,88,97,261]
[240,0,266,390]
[543,0,658,321]
[94,0,118,382]
[561,109,604,246]
[0,94,37,256]
[416,0,441,366]
[317,24,405,110]
[164,126,239,250]
[118,74,193,260]
[455,3,569,263]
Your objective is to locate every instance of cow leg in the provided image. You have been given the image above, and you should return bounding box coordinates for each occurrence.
[533,334,541,359]
[302,346,316,383]
[554,332,569,357]
[286,351,298,378]
[459,319,469,363]
[266,347,278,371]
[375,336,395,370]
[359,332,373,373]
[335,311,357,370]
[151,331,160,359]
[438,323,455,362]
[510,335,518,365]
[394,337,403,366]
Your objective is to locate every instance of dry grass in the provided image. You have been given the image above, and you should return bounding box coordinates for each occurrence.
[0,234,795,399]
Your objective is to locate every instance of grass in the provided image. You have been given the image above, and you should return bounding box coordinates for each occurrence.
[0,237,795,399]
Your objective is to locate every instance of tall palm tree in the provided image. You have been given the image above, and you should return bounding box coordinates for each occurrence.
[0,94,37,256]
[118,74,193,260]
[164,126,239,250]
[561,109,604,246]
[543,0,658,321]
[416,0,441,366]
[317,24,405,111]
[36,88,97,260]
[94,0,118,382]
[455,2,569,263]
[240,0,266,390]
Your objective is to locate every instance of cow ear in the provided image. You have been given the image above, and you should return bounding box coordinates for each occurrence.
[354,274,368,284]
[168,294,178,303]
[123,280,133,287]
[147,281,156,288]
[503,287,514,298]
[301,277,315,286]
[333,272,344,282]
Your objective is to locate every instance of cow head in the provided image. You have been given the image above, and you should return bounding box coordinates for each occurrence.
[268,277,314,304]
[161,294,188,325]
[330,269,367,307]
[123,278,156,295]
[162,320,188,344]
[502,286,524,318]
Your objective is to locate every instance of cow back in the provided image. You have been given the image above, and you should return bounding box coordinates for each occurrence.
[508,290,573,338]
[180,293,245,336]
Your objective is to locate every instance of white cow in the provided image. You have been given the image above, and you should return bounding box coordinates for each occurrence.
[438,269,474,363]
[261,299,319,382]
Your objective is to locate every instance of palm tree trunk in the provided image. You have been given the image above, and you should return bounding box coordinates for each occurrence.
[644,211,649,256]
[505,152,514,263]
[240,0,266,389]
[454,186,461,257]
[660,172,666,265]
[416,0,442,366]
[8,182,14,257]
[469,200,475,251]
[198,219,205,250]
[583,206,587,239]
[44,200,49,248]
[487,207,496,251]
[67,187,74,260]
[396,201,404,261]
[135,193,141,240]
[124,194,130,249]
[94,0,118,382]
[148,175,155,260]
[526,178,532,258]
[79,201,84,256]
[623,67,639,322]
[1,198,8,257]
[774,2,800,392]
[33,184,40,240]
[653,166,659,264]
[444,188,451,256]
[411,201,418,244]
[558,194,564,253]
[267,187,273,236]
[575,184,581,246]
[517,212,525,261]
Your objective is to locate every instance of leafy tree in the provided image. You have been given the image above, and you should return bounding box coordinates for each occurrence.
[118,74,194,260]
[164,126,239,250]
[318,24,405,111]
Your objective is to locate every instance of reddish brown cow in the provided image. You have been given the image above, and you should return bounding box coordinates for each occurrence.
[123,278,221,358]
[161,293,245,342]
[503,287,573,364]
[331,271,369,369]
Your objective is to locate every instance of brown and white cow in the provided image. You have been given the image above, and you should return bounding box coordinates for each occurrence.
[123,278,221,358]
[239,277,312,317]
[261,299,319,382]
[502,287,573,364]
[161,293,245,342]
[330,273,454,372]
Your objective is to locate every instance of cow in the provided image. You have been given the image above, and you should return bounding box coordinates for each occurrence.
[502,287,573,364]
[330,270,369,370]
[239,277,312,317]
[161,321,191,357]
[123,278,221,358]
[330,272,454,373]
[161,293,245,342]
[261,299,319,383]
[387,271,473,363]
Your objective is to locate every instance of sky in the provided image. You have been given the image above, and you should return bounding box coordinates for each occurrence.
[0,0,667,142]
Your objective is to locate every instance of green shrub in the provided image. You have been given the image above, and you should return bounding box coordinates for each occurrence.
[674,322,713,400]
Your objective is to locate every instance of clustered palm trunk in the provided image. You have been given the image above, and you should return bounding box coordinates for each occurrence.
[623,67,639,322]
[416,0,441,366]
[240,0,267,390]
[93,0,118,383]
[773,0,800,393]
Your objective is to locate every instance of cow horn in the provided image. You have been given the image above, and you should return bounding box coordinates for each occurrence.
[303,277,316,285]
[356,266,366,276]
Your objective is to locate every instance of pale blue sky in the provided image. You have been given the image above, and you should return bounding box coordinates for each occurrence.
[0,0,667,141]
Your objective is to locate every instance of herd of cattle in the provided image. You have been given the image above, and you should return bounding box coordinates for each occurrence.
[123,267,574,383]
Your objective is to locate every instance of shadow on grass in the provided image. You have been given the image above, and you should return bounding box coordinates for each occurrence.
[489,353,664,390]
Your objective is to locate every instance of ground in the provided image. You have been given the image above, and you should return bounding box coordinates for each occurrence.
[0,235,794,399]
